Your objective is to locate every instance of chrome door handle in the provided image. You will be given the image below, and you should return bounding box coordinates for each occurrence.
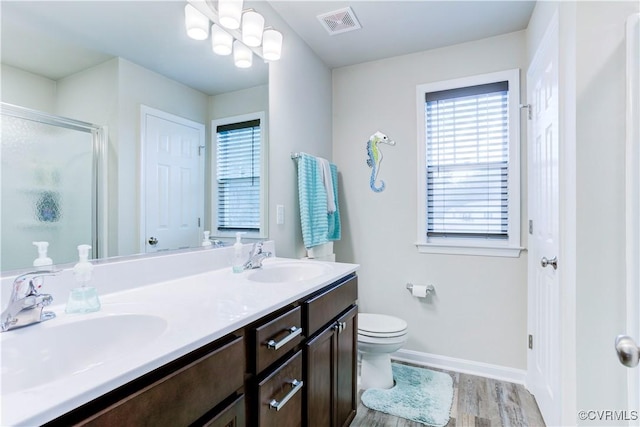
[268,379,303,411]
[148,237,158,246]
[266,326,303,350]
[540,256,558,270]
[615,335,640,367]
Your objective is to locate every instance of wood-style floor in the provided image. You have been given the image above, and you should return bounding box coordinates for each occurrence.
[351,363,546,427]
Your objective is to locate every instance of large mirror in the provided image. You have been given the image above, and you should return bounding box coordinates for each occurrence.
[1,1,270,272]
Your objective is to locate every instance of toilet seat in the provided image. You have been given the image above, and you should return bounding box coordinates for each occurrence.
[358,313,407,338]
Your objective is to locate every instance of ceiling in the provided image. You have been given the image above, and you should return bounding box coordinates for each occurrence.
[0,1,536,96]
[270,1,536,69]
[0,1,270,96]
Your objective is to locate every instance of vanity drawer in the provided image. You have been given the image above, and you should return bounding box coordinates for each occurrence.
[304,275,358,337]
[79,335,245,427]
[254,306,303,374]
[258,350,303,427]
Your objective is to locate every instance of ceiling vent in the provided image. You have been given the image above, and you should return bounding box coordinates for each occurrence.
[317,7,361,36]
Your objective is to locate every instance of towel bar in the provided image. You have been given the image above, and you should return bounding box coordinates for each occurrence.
[291,152,301,159]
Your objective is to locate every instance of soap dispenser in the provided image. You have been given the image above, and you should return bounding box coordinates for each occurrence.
[202,231,212,247]
[32,241,53,270]
[232,232,246,273]
[65,244,101,314]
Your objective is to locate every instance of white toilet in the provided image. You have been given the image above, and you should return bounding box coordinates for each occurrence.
[357,313,408,389]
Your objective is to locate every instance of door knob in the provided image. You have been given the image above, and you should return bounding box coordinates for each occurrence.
[148,237,158,246]
[615,335,640,367]
[540,256,558,270]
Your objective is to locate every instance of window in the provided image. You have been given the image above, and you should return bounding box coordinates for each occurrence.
[212,112,267,237]
[416,69,521,257]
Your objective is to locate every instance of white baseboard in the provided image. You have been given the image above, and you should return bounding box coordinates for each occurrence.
[391,349,527,385]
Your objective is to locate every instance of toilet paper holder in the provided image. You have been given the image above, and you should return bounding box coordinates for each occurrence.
[406,283,435,295]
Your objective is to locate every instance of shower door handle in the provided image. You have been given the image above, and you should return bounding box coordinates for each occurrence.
[148,237,158,246]
[615,335,640,367]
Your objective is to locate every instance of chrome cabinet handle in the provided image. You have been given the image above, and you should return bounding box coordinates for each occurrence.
[266,326,302,350]
[540,256,558,270]
[615,335,640,368]
[332,321,347,333]
[268,379,303,411]
[148,237,158,246]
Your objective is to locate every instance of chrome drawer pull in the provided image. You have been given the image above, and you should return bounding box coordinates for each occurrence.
[269,379,303,411]
[266,326,303,350]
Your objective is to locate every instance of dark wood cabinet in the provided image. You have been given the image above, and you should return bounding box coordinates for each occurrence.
[304,306,357,427]
[303,275,358,427]
[44,272,358,427]
[44,334,246,427]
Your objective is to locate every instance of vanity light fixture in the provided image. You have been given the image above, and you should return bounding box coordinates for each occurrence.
[211,24,233,55]
[185,4,210,40]
[218,0,243,30]
[184,1,283,68]
[233,40,253,68]
[241,10,265,47]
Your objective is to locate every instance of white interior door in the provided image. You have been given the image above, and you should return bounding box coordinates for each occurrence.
[527,13,561,426]
[141,106,204,253]
[622,12,640,421]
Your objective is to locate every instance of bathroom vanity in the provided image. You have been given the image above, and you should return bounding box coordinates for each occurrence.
[0,246,358,427]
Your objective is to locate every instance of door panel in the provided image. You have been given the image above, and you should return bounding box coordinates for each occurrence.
[527,13,560,425]
[142,107,204,253]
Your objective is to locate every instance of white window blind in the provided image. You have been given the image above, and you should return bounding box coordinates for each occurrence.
[216,119,261,232]
[425,81,509,239]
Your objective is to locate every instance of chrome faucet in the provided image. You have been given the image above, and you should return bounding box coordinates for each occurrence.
[1,270,58,332]
[243,242,273,270]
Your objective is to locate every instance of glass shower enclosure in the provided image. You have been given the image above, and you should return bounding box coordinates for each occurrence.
[1,103,105,271]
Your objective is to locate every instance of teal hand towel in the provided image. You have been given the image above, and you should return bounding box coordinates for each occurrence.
[298,153,329,248]
[327,163,341,241]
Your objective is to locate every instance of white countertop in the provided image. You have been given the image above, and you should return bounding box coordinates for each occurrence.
[0,256,358,426]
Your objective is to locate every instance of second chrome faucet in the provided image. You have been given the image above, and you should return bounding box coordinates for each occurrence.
[242,242,273,270]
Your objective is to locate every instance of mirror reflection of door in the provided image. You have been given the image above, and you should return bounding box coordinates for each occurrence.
[141,106,204,253]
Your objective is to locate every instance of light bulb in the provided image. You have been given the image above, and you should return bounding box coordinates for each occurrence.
[211,24,233,55]
[233,40,253,68]
[185,4,209,40]
[218,0,243,30]
[262,29,283,61]
[241,10,265,47]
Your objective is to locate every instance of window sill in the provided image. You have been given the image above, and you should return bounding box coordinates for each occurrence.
[416,242,524,258]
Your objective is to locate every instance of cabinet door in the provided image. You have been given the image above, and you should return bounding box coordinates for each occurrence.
[304,323,337,427]
[335,306,357,427]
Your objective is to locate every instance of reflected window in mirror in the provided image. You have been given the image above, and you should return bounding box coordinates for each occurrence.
[212,112,267,238]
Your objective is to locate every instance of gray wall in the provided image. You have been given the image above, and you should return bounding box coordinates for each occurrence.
[332,31,529,370]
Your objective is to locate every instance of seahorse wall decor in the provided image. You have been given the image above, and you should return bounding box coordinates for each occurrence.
[366,131,395,192]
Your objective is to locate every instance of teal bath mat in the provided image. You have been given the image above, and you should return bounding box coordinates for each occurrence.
[361,363,454,426]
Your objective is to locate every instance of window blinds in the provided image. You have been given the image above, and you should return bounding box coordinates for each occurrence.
[216,119,261,231]
[425,81,509,239]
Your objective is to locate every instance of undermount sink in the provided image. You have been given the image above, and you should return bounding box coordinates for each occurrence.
[1,314,167,394]
[247,261,330,283]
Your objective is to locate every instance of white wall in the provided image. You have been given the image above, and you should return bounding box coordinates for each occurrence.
[332,31,529,370]
[0,64,57,112]
[55,58,210,257]
[267,12,333,259]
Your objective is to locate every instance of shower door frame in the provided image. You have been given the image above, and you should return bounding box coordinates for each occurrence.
[1,102,108,261]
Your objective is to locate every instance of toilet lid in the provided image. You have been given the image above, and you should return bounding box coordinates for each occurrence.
[358,313,407,335]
